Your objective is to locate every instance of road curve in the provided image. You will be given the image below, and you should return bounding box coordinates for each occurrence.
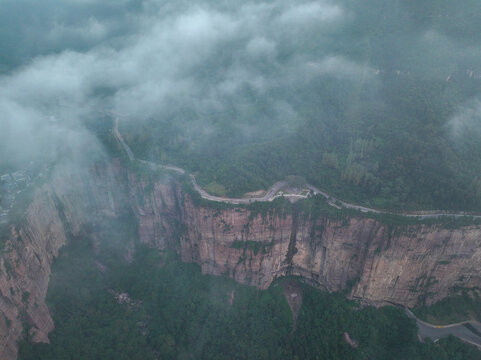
[190,175,287,204]
[113,117,481,349]
[113,119,481,219]
[404,308,481,348]
[113,118,134,161]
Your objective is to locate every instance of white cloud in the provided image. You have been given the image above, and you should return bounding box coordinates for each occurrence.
[448,99,481,138]
[246,37,277,58]
[278,1,344,25]
[0,0,364,166]
[307,56,372,78]
[47,17,109,43]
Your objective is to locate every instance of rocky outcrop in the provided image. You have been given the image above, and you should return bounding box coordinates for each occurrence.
[0,161,129,360]
[133,177,481,308]
[0,188,67,360]
[294,217,481,307]
[2,165,481,359]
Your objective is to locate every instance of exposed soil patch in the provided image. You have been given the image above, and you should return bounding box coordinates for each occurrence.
[243,190,266,198]
[228,290,235,306]
[281,280,303,334]
[124,241,135,263]
[343,332,359,348]
[95,261,107,274]
[108,290,142,308]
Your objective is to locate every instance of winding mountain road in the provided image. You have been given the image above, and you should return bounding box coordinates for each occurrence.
[113,117,481,347]
[405,308,481,348]
[190,175,286,204]
[113,119,135,161]
[113,118,481,219]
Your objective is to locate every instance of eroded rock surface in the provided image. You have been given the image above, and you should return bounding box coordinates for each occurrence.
[2,166,481,359]
[0,162,128,360]
[134,177,481,308]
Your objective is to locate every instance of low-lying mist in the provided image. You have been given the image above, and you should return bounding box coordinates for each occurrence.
[1,0,480,208]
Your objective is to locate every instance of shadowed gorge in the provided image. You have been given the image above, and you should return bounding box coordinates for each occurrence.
[1,163,481,358]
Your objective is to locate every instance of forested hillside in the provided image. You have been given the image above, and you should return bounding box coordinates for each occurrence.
[120,0,481,211]
[18,237,481,360]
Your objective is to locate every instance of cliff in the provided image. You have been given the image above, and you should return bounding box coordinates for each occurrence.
[132,176,481,308]
[2,165,481,359]
[0,162,129,360]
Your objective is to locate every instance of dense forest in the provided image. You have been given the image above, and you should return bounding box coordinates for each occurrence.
[414,290,481,325]
[118,0,481,211]
[18,223,481,359]
[2,0,481,359]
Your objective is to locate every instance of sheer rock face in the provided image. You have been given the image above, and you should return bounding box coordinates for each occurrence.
[0,162,128,360]
[0,188,66,360]
[2,170,481,359]
[134,179,481,309]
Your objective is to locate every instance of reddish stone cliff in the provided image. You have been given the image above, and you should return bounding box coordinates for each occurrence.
[0,162,128,360]
[131,176,481,309]
[2,167,481,359]
[0,188,67,360]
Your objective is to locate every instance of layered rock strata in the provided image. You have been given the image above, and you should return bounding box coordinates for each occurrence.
[2,167,481,359]
[0,162,128,360]
[132,177,481,308]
